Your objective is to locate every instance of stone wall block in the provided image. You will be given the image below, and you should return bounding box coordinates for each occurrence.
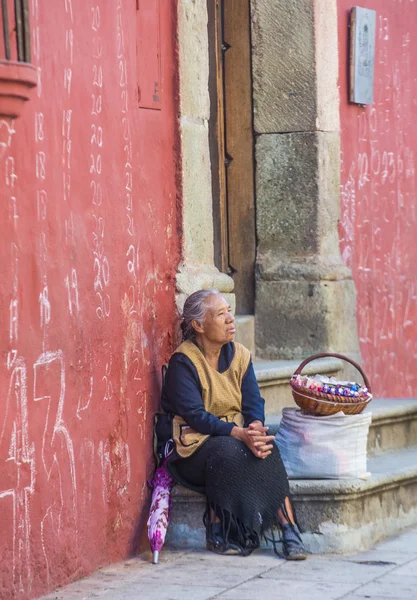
[178,0,210,120]
[326,278,361,360]
[256,132,320,256]
[251,0,317,133]
[314,0,340,132]
[180,117,214,266]
[255,279,360,361]
[176,289,235,316]
[256,280,327,360]
[176,262,234,298]
[317,132,344,261]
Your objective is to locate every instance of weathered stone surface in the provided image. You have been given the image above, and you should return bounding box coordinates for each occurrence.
[255,129,360,362]
[256,131,342,259]
[257,257,353,283]
[167,445,417,555]
[255,279,360,362]
[366,399,417,456]
[251,1,359,364]
[234,315,256,356]
[260,557,392,584]
[176,291,236,319]
[178,0,210,120]
[179,117,214,266]
[218,577,357,599]
[166,486,206,549]
[42,506,417,600]
[293,446,417,554]
[256,132,319,256]
[40,527,417,599]
[176,2,235,304]
[251,0,317,133]
[255,279,327,359]
[251,1,340,134]
[176,263,234,297]
[314,2,340,132]
[316,131,343,260]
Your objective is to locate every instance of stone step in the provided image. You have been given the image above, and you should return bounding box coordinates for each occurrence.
[292,445,417,553]
[165,445,417,555]
[254,357,343,416]
[266,398,417,456]
[234,315,255,356]
[366,398,417,456]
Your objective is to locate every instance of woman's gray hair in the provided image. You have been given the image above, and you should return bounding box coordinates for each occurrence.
[181,289,219,340]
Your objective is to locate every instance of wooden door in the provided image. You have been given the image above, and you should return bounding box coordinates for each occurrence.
[209,0,256,314]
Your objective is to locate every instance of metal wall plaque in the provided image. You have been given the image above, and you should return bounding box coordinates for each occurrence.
[350,7,376,105]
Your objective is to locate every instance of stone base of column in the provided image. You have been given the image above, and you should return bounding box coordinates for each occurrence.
[176,263,235,313]
[255,276,359,360]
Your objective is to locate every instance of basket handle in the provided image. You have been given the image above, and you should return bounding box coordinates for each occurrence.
[293,353,372,393]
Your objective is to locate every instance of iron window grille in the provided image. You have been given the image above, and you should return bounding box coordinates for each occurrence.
[1,0,31,63]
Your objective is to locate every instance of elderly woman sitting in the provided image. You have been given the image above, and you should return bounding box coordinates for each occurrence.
[161,290,306,559]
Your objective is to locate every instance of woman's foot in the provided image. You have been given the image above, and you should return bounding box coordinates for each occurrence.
[281,524,307,561]
[206,522,250,556]
[206,522,240,555]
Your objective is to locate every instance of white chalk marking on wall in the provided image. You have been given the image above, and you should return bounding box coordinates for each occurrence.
[36,190,47,222]
[5,156,17,189]
[8,196,18,228]
[40,507,52,587]
[0,360,36,593]
[0,490,16,580]
[117,441,131,496]
[33,350,78,525]
[7,350,18,371]
[90,3,111,322]
[65,268,80,316]
[102,357,113,402]
[35,111,44,142]
[39,286,51,350]
[339,21,417,397]
[98,439,112,506]
[9,299,18,345]
[0,119,15,152]
[76,376,94,420]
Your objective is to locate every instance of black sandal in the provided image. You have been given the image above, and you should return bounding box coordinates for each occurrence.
[281,523,307,561]
[206,522,241,555]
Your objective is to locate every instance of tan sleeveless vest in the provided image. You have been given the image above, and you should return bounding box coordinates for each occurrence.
[172,340,251,458]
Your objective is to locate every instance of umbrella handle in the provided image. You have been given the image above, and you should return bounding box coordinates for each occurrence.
[153,550,159,564]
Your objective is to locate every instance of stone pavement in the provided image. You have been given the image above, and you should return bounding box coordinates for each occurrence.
[41,526,417,600]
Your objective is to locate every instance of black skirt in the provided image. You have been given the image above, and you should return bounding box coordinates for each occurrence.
[167,436,292,555]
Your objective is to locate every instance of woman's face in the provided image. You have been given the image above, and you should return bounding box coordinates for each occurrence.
[195,294,235,345]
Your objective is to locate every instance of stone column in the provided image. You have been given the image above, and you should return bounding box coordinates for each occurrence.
[176,1,234,312]
[251,0,360,363]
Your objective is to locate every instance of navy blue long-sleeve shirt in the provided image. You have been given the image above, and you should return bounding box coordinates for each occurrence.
[161,342,265,436]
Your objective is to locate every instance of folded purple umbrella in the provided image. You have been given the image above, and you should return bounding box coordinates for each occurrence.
[147,463,175,564]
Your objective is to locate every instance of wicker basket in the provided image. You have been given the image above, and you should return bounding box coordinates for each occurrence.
[290,353,372,416]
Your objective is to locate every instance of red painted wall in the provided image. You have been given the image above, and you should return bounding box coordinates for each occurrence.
[0,1,180,598]
[338,1,417,397]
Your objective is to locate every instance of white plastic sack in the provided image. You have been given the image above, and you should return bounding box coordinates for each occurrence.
[275,408,372,480]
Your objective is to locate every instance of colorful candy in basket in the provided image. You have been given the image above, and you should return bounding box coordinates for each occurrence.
[290,353,373,416]
[293,374,370,399]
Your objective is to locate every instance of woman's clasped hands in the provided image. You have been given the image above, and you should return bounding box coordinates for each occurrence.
[231,420,275,459]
